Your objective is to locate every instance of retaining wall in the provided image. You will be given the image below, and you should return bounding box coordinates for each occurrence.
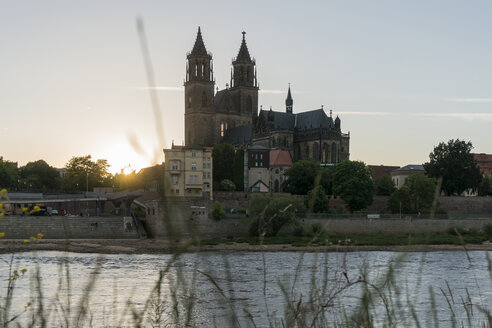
[0,216,139,239]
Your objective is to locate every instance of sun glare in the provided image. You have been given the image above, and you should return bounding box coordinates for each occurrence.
[103,143,154,175]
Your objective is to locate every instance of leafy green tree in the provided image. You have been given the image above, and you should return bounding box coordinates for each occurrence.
[212,144,235,190]
[388,173,436,214]
[305,186,330,213]
[424,139,482,195]
[478,174,492,196]
[233,149,244,191]
[219,179,236,191]
[211,201,225,221]
[249,194,306,237]
[388,186,412,214]
[62,155,112,192]
[19,160,60,191]
[374,175,396,196]
[0,157,18,190]
[333,160,374,212]
[283,160,320,195]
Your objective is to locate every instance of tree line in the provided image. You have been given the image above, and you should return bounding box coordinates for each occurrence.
[0,155,156,193]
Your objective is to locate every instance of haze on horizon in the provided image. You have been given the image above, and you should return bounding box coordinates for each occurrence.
[1,1,491,174]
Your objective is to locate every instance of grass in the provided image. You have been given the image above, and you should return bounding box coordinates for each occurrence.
[197,231,487,248]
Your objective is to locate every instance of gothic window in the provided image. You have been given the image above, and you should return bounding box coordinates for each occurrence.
[201,91,207,108]
[220,123,224,137]
[247,95,252,112]
[295,144,301,161]
[274,180,279,193]
[195,64,198,77]
[331,143,337,163]
[304,144,310,159]
[313,142,319,161]
[322,143,329,163]
[188,96,191,109]
[201,63,204,77]
[240,66,244,81]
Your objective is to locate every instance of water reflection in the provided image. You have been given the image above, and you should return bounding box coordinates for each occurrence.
[0,250,491,327]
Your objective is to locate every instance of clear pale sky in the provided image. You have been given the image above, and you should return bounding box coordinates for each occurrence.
[1,1,491,173]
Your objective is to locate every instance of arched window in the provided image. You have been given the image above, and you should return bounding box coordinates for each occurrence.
[195,64,198,77]
[295,144,301,161]
[187,96,192,109]
[201,63,204,77]
[246,95,253,112]
[331,143,337,163]
[220,123,224,137]
[304,144,310,159]
[201,91,207,108]
[274,180,279,193]
[313,142,319,161]
[322,143,329,163]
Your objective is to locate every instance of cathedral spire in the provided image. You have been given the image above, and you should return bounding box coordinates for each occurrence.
[190,26,209,57]
[286,84,293,113]
[235,31,253,63]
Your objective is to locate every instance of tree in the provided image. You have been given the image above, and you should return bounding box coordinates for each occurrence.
[332,160,374,212]
[283,160,320,195]
[249,194,306,237]
[424,139,482,195]
[478,174,492,196]
[19,160,60,191]
[211,201,225,221]
[233,149,244,192]
[219,179,236,191]
[388,173,436,214]
[212,144,235,190]
[305,186,330,213]
[374,175,396,196]
[0,157,18,190]
[63,155,112,192]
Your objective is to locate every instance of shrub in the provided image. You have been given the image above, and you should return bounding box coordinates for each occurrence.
[220,179,236,191]
[310,222,324,235]
[211,202,225,221]
[293,225,305,237]
[483,223,492,238]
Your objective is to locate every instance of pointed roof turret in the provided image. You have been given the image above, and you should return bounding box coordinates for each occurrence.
[235,31,253,63]
[190,26,209,57]
[286,84,293,113]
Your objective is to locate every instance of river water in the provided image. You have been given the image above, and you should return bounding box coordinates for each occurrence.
[1,250,491,327]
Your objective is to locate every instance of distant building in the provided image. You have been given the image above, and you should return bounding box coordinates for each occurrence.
[368,165,400,180]
[391,165,425,189]
[246,147,293,192]
[138,164,164,192]
[474,153,492,175]
[163,144,213,199]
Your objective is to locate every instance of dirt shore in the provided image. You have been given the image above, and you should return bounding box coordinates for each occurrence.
[1,239,492,254]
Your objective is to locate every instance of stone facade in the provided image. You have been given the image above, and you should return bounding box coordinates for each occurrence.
[184,28,350,165]
[163,145,213,199]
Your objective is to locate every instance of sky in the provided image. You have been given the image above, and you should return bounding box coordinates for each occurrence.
[1,0,491,174]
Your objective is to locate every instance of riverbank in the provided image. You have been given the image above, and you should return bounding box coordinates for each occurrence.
[2,238,492,254]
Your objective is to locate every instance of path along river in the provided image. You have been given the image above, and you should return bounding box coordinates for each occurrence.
[1,250,491,327]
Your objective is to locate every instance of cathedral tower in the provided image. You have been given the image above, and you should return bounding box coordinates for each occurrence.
[230,32,259,120]
[184,27,215,146]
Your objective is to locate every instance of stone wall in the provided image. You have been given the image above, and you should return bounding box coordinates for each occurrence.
[0,216,139,239]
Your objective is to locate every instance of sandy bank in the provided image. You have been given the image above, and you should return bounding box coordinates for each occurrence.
[1,239,492,254]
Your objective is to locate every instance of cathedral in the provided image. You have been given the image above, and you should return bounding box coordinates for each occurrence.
[184,27,350,164]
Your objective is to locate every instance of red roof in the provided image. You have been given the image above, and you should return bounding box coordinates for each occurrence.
[269,150,293,167]
[474,153,492,174]
[368,165,400,180]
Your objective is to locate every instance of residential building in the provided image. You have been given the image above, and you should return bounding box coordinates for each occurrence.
[163,144,213,199]
[391,165,425,189]
[474,153,492,175]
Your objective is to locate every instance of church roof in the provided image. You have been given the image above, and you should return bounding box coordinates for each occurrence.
[234,32,253,63]
[223,124,253,144]
[189,27,209,57]
[258,110,295,130]
[270,150,293,167]
[295,109,334,130]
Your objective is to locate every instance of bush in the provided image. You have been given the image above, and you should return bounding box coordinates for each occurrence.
[310,222,324,235]
[211,202,225,221]
[483,223,492,238]
[219,179,236,191]
[293,225,305,237]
